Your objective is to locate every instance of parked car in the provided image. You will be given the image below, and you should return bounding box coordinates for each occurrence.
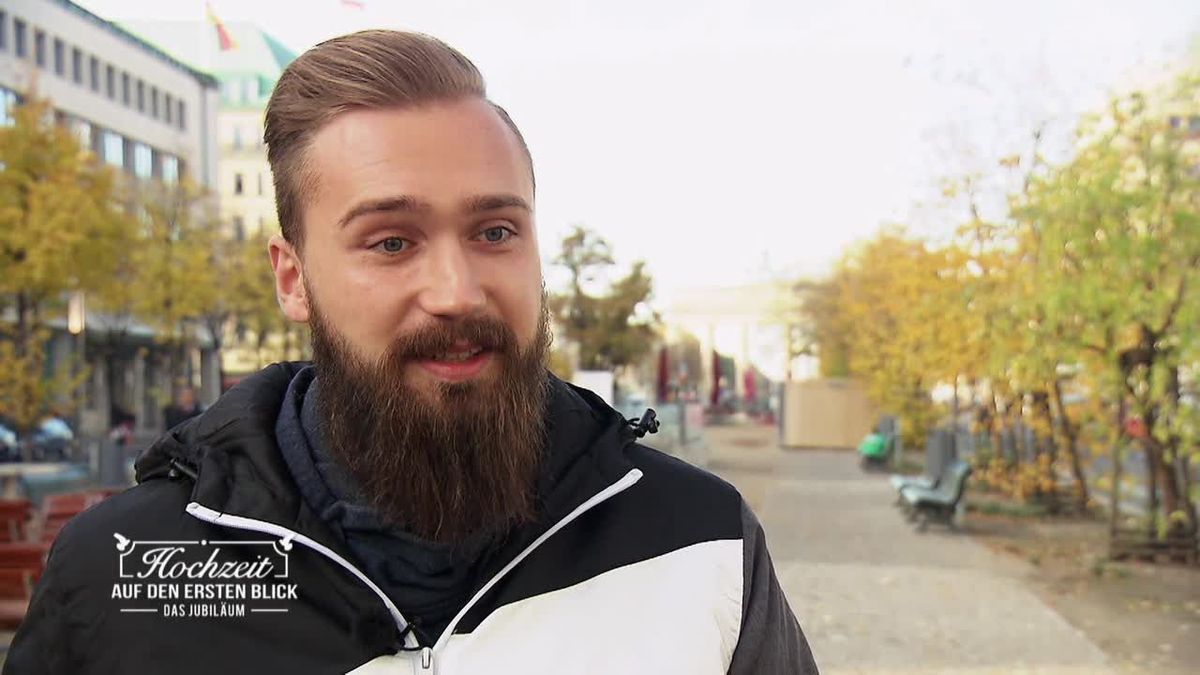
[27,416,75,461]
[0,421,18,462]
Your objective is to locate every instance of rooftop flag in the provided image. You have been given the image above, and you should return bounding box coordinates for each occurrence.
[341,0,366,8]
[206,2,238,51]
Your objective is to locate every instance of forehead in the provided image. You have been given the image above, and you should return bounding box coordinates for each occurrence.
[304,98,534,223]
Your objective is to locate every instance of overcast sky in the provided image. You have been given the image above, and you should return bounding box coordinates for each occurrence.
[77,0,1200,301]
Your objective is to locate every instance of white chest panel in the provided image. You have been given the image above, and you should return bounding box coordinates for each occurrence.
[348,539,744,675]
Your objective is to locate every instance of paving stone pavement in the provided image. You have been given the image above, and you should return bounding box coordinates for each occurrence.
[703,424,1117,675]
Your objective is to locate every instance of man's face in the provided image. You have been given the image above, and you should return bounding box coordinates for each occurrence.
[268,98,549,542]
[270,98,542,396]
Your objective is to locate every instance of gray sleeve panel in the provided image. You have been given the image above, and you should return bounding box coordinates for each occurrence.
[727,499,820,675]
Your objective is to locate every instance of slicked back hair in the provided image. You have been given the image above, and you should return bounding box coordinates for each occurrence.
[264,29,532,249]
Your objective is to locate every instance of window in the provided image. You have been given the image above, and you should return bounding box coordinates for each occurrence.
[150,87,159,119]
[164,94,173,124]
[71,118,91,149]
[105,65,114,99]
[53,38,63,76]
[232,216,245,241]
[257,173,263,196]
[136,81,144,112]
[1190,116,1200,134]
[34,30,44,67]
[222,80,237,102]
[162,155,179,184]
[102,130,124,167]
[71,48,82,84]
[234,173,244,195]
[232,125,242,150]
[14,19,26,58]
[121,72,130,105]
[89,56,99,92]
[133,143,152,179]
[178,101,186,130]
[0,88,19,126]
[0,12,7,51]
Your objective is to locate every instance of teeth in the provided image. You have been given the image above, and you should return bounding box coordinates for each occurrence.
[433,348,482,362]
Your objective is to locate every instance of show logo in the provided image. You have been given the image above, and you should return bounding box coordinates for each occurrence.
[111,533,299,619]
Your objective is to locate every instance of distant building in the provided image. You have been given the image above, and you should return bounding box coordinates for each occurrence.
[121,19,294,240]
[0,0,222,438]
[122,19,299,383]
[0,0,219,187]
[659,281,810,405]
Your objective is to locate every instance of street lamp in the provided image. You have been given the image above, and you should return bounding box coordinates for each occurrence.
[67,292,86,447]
[67,292,86,336]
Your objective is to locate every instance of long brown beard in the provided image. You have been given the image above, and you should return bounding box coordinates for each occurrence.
[309,301,551,545]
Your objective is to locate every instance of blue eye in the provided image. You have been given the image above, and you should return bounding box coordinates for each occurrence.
[481,227,512,243]
[375,237,407,254]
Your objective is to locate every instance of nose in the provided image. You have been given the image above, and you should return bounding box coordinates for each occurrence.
[415,239,486,319]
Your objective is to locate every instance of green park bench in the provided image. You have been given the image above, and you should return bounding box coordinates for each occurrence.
[900,460,972,531]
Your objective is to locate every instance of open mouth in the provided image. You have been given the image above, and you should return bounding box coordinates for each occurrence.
[431,346,485,362]
[415,343,494,382]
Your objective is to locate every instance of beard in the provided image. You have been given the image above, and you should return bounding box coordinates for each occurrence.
[308,298,552,545]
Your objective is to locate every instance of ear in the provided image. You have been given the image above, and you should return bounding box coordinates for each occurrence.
[268,234,310,322]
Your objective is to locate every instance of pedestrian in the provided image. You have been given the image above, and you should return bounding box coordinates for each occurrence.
[5,30,817,675]
[162,385,203,431]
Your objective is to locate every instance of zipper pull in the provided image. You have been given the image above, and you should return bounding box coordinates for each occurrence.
[418,646,434,673]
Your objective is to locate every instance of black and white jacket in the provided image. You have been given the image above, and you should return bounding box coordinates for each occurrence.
[5,363,818,674]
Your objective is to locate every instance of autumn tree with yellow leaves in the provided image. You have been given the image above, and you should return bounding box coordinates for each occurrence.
[810,73,1200,541]
[0,95,128,429]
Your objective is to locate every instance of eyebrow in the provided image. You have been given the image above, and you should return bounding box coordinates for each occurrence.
[337,193,532,229]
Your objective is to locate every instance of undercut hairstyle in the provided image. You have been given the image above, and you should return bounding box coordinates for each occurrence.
[264,29,533,249]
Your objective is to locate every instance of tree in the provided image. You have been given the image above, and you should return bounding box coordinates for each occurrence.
[1018,75,1200,536]
[131,178,220,383]
[0,94,125,428]
[224,229,289,371]
[549,225,658,373]
[812,228,967,449]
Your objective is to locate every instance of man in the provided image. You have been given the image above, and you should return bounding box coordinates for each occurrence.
[5,31,817,674]
[162,386,203,431]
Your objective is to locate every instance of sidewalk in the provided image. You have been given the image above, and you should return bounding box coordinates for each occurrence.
[704,424,1117,675]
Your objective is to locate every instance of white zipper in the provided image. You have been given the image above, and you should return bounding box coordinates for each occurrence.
[184,502,420,650]
[429,469,643,656]
[187,467,644,673]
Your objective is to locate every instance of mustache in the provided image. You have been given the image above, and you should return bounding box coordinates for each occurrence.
[386,315,516,362]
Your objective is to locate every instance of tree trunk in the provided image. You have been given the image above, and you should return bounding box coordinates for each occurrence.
[1033,389,1056,460]
[1013,393,1028,466]
[989,389,1003,456]
[1052,378,1090,511]
[15,292,29,357]
[1143,437,1163,538]
[1165,365,1197,536]
[105,349,121,429]
[1109,394,1126,541]
[1177,452,1197,537]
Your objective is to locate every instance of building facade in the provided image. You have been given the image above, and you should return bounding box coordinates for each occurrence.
[0,0,222,438]
[123,19,299,383]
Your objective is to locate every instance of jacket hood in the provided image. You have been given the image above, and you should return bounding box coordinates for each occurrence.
[135,362,650,552]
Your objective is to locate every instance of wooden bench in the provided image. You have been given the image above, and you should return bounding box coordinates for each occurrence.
[1109,529,1198,564]
[0,499,32,543]
[0,542,48,629]
[37,490,112,543]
